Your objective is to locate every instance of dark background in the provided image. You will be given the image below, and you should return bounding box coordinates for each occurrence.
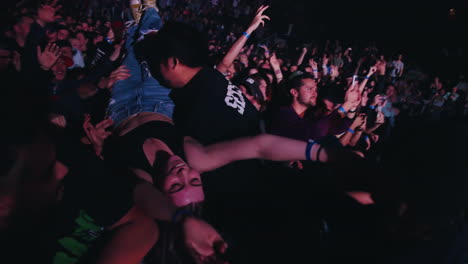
[264,0,468,78]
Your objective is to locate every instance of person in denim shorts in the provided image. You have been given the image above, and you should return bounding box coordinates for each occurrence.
[107,0,174,127]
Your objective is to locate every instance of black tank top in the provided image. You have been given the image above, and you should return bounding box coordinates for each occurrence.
[105,121,185,176]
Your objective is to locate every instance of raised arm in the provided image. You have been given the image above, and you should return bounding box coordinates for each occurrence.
[216,5,270,74]
[184,134,360,173]
[339,114,364,146]
[269,51,283,83]
[358,66,377,93]
[309,58,319,79]
[296,47,308,67]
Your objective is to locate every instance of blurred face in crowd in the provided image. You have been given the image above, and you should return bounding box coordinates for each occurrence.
[75,32,88,51]
[398,54,403,61]
[70,38,80,51]
[60,46,73,59]
[38,4,57,24]
[161,155,204,207]
[81,22,89,31]
[57,29,70,41]
[52,58,67,81]
[322,98,335,115]
[66,16,74,25]
[14,17,33,38]
[258,79,268,101]
[361,90,369,106]
[47,30,58,43]
[292,78,318,107]
[106,29,115,42]
[290,65,298,72]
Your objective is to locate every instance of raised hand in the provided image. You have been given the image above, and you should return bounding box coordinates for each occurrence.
[247,5,270,32]
[370,94,383,107]
[367,65,377,77]
[345,82,361,108]
[269,52,280,69]
[37,0,62,24]
[364,134,372,150]
[309,58,318,70]
[352,113,366,129]
[346,191,375,205]
[330,65,340,78]
[37,43,61,70]
[375,111,385,125]
[259,44,270,59]
[183,217,228,264]
[322,54,329,67]
[83,114,113,157]
[106,66,131,90]
[50,114,66,128]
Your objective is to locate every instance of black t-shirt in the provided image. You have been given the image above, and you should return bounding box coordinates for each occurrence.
[170,68,263,194]
[170,67,261,145]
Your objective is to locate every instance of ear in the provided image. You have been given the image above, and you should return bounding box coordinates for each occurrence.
[290,88,298,98]
[170,57,179,70]
[239,85,248,96]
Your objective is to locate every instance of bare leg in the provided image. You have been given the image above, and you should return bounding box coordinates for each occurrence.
[130,0,142,23]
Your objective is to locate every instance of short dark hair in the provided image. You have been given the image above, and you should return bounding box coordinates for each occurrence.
[139,21,208,76]
[287,72,315,92]
[55,40,72,48]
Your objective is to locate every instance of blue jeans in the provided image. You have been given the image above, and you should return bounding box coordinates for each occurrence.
[108,8,174,127]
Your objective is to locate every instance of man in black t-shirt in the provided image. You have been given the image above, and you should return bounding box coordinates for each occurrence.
[141,22,263,194]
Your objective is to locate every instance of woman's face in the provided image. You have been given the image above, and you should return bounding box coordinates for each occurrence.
[162,155,204,207]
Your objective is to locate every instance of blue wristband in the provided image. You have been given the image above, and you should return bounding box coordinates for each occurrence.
[338,106,347,115]
[348,128,355,134]
[365,76,370,80]
[313,69,318,72]
[172,209,192,224]
[369,105,376,110]
[305,139,316,161]
[364,135,370,141]
[327,66,332,74]
[242,32,250,39]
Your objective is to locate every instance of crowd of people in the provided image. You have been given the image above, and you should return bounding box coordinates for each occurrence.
[1,0,468,263]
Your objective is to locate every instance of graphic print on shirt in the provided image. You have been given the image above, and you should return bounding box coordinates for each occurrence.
[224,83,246,115]
[53,210,104,264]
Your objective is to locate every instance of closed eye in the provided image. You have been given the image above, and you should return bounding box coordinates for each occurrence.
[190,178,202,187]
[168,183,184,194]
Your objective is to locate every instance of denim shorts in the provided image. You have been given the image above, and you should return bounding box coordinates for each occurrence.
[108,7,174,126]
